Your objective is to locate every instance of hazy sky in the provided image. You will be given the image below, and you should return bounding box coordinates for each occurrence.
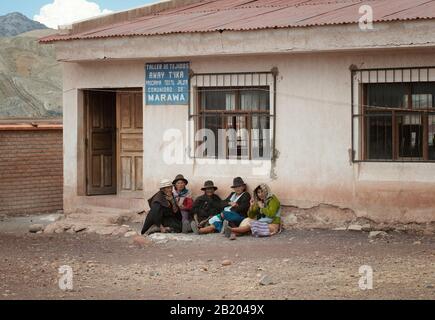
[1,0,157,28]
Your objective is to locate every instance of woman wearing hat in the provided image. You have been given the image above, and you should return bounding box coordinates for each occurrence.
[190,181,223,234]
[140,179,182,235]
[194,177,251,234]
[223,183,281,239]
[172,174,193,233]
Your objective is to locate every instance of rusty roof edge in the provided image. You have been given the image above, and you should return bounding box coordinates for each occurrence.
[39,0,205,42]
[39,16,435,44]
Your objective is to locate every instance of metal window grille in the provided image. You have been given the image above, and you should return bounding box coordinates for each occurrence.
[351,66,435,162]
[189,70,277,160]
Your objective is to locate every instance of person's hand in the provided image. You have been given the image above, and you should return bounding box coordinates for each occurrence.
[250,198,255,206]
[257,201,264,209]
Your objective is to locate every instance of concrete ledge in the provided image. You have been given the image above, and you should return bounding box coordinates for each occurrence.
[53,21,435,62]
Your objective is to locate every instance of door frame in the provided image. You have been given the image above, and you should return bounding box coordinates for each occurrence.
[85,90,117,196]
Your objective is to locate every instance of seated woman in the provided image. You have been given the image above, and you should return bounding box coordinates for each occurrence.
[224,183,281,239]
[190,181,223,234]
[196,177,251,234]
[140,179,182,235]
[172,174,193,233]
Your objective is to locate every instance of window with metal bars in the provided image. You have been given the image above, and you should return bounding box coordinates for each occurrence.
[195,86,271,160]
[189,71,276,160]
[351,67,435,162]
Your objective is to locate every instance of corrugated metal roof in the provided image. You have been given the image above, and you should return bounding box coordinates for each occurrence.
[40,0,435,43]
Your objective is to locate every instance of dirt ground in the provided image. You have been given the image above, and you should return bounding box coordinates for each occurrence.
[0,222,434,300]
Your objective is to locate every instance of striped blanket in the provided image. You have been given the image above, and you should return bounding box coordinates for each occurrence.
[250,220,271,237]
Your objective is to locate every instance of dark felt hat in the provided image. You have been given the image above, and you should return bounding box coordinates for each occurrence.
[172,174,188,185]
[231,177,246,188]
[201,180,218,191]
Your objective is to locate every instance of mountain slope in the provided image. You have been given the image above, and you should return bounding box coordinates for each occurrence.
[0,29,62,119]
[0,12,47,37]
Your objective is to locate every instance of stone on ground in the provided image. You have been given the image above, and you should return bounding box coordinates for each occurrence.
[368,231,390,239]
[42,206,143,237]
[29,224,44,233]
[124,231,138,238]
[72,225,87,233]
[132,235,150,247]
[361,224,372,231]
[148,233,195,243]
[221,260,232,266]
[111,226,130,236]
[347,224,363,231]
[259,275,274,286]
[283,214,298,226]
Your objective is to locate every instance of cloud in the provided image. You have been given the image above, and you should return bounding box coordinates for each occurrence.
[34,0,113,29]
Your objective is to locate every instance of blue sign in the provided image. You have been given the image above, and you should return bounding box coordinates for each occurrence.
[145,62,190,105]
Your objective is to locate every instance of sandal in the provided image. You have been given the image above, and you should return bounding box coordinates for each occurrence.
[144,225,160,236]
[221,220,229,235]
[224,223,232,238]
[191,221,200,235]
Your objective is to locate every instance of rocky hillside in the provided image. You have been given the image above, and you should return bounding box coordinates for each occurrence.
[0,28,62,119]
[0,12,47,37]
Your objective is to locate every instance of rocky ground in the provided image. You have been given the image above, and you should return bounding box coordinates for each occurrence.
[0,219,433,300]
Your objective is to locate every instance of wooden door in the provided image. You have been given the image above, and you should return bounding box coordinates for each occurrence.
[86,91,116,195]
[117,91,143,195]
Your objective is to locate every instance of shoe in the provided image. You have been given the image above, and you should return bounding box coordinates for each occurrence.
[191,221,199,235]
[221,220,229,234]
[144,225,160,236]
[224,222,232,238]
[182,220,191,234]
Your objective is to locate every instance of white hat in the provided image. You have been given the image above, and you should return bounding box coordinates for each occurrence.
[159,179,173,189]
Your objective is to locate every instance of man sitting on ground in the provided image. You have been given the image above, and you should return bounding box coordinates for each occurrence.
[190,181,223,234]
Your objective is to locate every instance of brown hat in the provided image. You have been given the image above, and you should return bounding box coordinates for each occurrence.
[201,180,218,191]
[172,174,188,185]
[231,177,246,188]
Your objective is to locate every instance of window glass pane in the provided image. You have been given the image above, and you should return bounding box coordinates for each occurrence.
[366,83,408,109]
[226,116,249,159]
[252,115,271,159]
[197,86,271,160]
[412,83,435,109]
[201,90,235,111]
[397,114,423,159]
[365,113,393,160]
[240,89,270,111]
[199,115,221,158]
[428,115,435,160]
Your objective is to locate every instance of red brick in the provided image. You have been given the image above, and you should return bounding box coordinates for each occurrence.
[0,130,63,215]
